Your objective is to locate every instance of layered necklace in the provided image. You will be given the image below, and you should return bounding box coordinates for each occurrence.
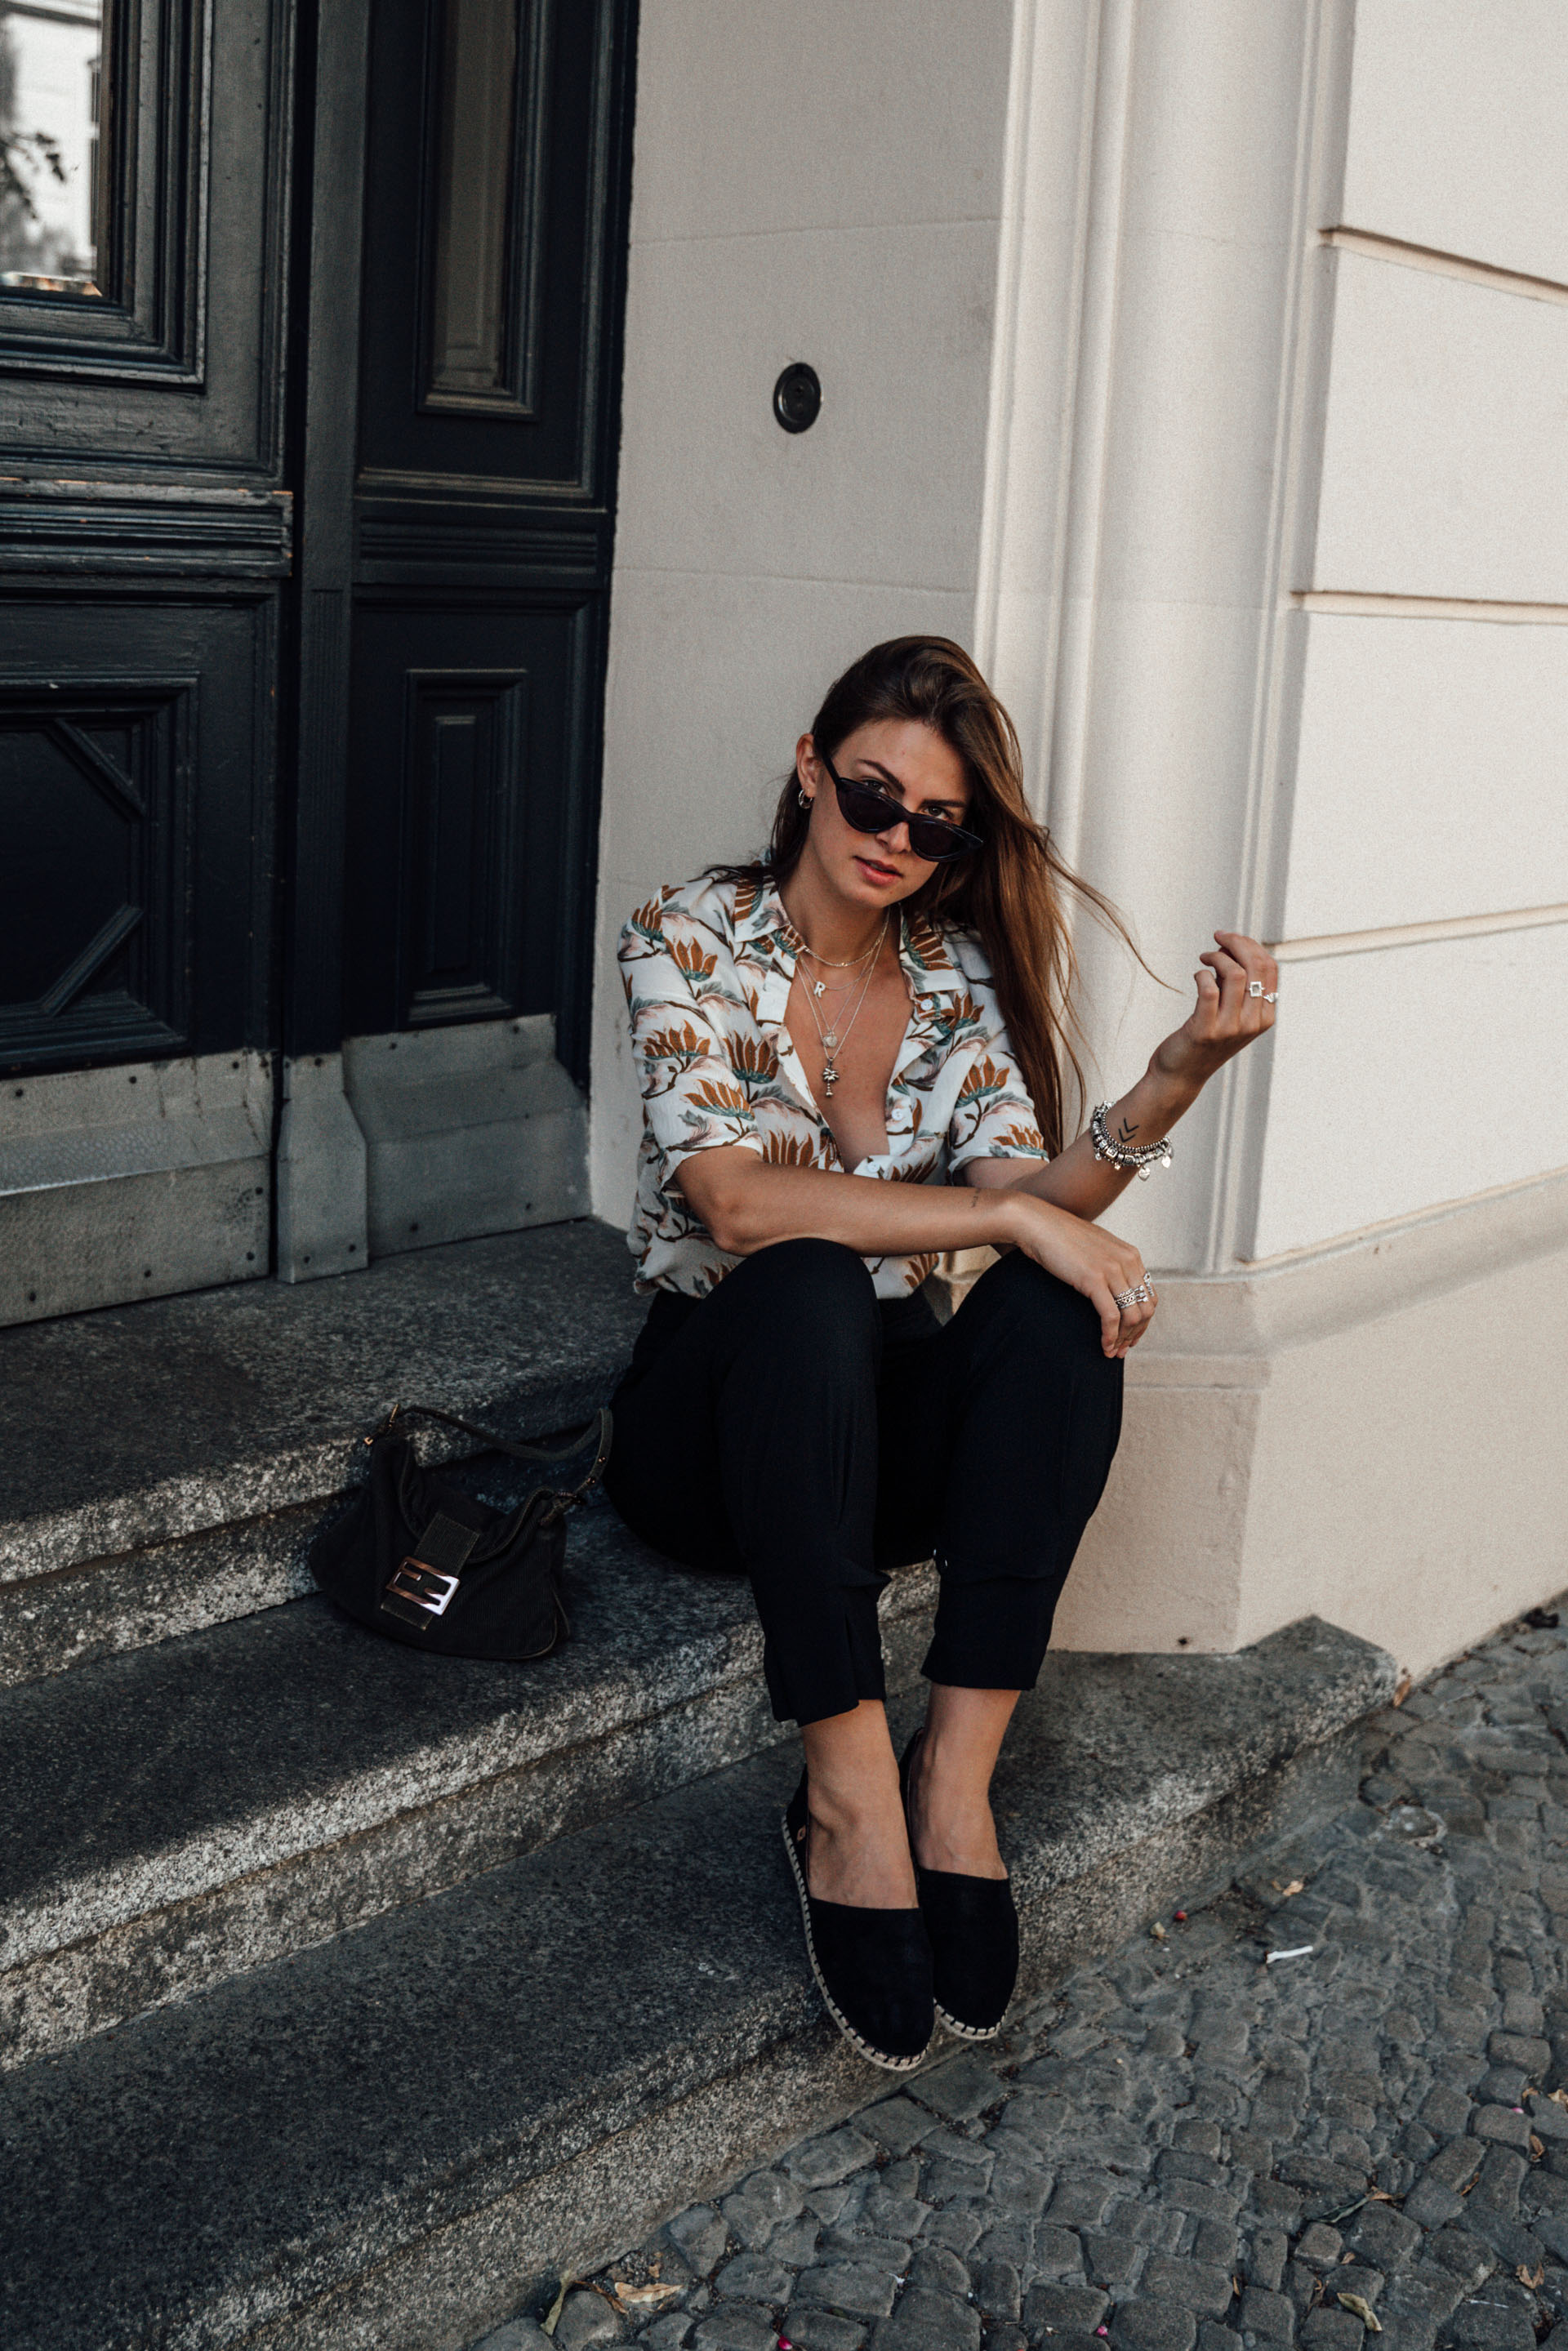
[794,914,889,1097]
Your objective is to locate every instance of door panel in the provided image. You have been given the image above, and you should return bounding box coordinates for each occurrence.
[425,0,546,414]
[343,0,633,1086]
[0,0,291,1088]
[1,671,194,1066]
[342,596,596,1038]
[356,0,614,492]
[0,590,275,1070]
[0,0,293,468]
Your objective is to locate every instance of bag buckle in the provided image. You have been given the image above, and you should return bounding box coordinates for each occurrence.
[382,1556,461,1620]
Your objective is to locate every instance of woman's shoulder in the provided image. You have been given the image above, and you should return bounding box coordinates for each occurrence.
[618,870,748,958]
[936,923,995,989]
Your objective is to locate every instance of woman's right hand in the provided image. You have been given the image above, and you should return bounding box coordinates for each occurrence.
[996,1191,1156,1358]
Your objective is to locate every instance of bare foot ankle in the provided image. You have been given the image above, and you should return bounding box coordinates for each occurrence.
[906,1733,1009,1880]
[805,1781,918,1908]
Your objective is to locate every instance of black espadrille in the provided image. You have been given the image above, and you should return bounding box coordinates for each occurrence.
[782,1774,933,2072]
[899,1730,1019,2041]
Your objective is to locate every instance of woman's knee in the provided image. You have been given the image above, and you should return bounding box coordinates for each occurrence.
[968,1247,1106,1360]
[723,1239,878,1360]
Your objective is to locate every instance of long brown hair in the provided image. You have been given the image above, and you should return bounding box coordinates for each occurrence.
[716,635,1141,1155]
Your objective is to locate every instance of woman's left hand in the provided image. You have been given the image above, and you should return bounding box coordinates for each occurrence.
[1150,929,1279,1089]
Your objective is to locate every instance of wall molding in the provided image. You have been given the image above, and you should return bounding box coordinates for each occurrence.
[1207,0,1350,1276]
[1322,225,1568,309]
[1272,902,1568,964]
[1294,589,1568,624]
[1141,1160,1568,1367]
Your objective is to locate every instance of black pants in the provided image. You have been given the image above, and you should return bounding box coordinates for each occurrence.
[605,1240,1124,1726]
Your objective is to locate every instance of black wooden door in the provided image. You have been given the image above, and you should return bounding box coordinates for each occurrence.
[0,0,291,1081]
[336,0,634,1076]
[0,0,292,1324]
[1,0,634,1321]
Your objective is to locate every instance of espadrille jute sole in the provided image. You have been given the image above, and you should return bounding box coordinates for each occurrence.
[780,1814,931,2073]
[899,1727,1014,2042]
[935,2000,1002,2041]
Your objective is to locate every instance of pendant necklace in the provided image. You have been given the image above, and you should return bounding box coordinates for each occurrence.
[796,915,889,1095]
[799,927,880,1000]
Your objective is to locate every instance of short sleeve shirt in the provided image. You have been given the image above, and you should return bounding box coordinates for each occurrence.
[618,870,1047,1298]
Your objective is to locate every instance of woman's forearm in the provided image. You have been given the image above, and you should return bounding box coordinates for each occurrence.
[677,1149,1030,1261]
[967,924,1281,1221]
[675,1137,1163,1356]
[967,1062,1200,1221]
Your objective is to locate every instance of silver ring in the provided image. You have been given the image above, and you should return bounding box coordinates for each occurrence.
[1263,991,1278,1004]
[1113,1283,1154,1311]
[1248,980,1263,998]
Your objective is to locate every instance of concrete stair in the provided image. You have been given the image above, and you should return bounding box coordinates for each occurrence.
[0,1219,1398,2349]
[0,1220,645,1681]
[0,1517,939,2068]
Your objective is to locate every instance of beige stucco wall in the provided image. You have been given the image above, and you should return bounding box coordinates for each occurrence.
[594,0,1568,1677]
[1055,1170,1568,1681]
[589,0,1017,1227]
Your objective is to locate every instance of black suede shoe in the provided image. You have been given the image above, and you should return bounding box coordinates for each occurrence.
[782,1775,934,2072]
[899,1730,1019,2041]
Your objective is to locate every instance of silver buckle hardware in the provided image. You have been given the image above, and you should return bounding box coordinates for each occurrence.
[385,1556,461,1618]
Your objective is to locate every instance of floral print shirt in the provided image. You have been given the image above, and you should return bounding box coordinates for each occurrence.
[618,870,1047,1298]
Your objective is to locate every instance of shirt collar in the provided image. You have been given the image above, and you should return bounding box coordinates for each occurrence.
[734,875,968,997]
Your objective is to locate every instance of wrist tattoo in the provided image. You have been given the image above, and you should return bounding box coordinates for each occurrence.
[1115,1115,1140,1145]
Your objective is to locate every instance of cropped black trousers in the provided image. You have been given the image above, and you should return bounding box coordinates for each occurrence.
[604,1238,1125,1727]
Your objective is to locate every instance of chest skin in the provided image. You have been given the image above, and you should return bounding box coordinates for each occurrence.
[783,942,915,1170]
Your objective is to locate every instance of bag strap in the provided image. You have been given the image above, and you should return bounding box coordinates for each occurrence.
[376,1401,612,1502]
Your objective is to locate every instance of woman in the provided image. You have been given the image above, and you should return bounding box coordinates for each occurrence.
[605,637,1277,2071]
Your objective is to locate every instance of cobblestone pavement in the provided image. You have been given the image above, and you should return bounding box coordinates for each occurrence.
[480,1603,1568,2351]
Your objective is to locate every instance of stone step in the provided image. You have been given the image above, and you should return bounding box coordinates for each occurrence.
[0,1500,940,2068]
[0,1617,1394,2351]
[0,1496,322,1690]
[0,1219,645,1683]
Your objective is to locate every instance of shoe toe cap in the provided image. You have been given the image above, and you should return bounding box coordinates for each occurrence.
[809,1900,934,2064]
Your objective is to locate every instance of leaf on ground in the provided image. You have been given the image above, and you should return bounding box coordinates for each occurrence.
[1338,2293,1383,2330]
[1519,2264,1546,2290]
[612,2281,684,2313]
[1392,1675,1413,1706]
[1530,2135,1546,2161]
[1150,1921,1166,1941]
[1279,1879,1306,1899]
[1548,2089,1568,2111]
[541,2277,572,2336]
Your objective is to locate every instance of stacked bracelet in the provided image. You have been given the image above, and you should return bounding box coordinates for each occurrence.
[1089,1103,1174,1180]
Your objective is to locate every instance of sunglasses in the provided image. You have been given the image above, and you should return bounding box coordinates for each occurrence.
[816,748,982,864]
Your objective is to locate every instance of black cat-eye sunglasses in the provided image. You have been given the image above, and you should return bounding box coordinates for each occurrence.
[814,747,983,864]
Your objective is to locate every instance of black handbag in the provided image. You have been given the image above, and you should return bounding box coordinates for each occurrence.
[309,1401,612,1660]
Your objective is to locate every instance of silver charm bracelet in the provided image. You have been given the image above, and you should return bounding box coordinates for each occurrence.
[1090,1103,1174,1180]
